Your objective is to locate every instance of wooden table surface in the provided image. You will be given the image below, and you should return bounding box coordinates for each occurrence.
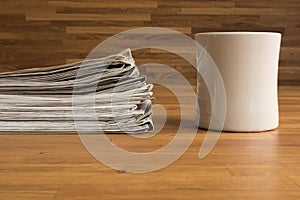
[1,85,300,200]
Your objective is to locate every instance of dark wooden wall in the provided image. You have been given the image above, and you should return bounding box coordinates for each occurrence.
[0,0,299,85]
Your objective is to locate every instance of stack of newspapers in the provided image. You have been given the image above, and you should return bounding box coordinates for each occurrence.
[0,49,153,133]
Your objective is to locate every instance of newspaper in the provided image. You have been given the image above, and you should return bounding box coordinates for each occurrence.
[0,49,154,133]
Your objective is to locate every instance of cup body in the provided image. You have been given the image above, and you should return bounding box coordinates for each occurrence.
[195,32,281,132]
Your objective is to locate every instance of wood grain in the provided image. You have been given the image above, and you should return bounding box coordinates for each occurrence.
[0,0,299,85]
[0,85,300,199]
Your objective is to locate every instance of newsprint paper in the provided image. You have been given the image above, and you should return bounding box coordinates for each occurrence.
[0,49,154,134]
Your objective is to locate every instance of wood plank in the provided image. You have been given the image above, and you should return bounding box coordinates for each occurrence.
[0,0,299,84]
[26,13,151,21]
[48,0,158,9]
[181,7,300,16]
[66,26,191,34]
[0,190,56,200]
[0,86,300,199]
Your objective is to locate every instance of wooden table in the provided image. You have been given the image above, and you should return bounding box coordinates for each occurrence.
[1,86,300,200]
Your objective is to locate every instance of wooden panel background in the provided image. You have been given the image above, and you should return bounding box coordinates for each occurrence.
[0,0,299,85]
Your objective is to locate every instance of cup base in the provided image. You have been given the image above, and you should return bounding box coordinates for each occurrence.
[197,125,279,133]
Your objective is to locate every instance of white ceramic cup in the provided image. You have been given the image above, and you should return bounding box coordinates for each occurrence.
[195,32,281,132]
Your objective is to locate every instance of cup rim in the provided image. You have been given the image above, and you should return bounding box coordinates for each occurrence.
[195,31,281,36]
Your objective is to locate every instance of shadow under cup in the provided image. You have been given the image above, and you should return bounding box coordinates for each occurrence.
[195,32,282,132]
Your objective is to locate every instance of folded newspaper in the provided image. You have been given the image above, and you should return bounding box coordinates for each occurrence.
[0,49,154,133]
